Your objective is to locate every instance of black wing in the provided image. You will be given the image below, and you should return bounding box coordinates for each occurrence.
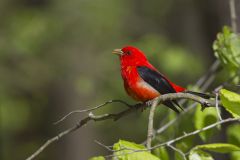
[137,66,183,113]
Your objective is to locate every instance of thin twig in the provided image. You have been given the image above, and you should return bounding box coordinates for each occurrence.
[168,144,187,160]
[177,60,219,106]
[154,71,237,139]
[154,60,220,137]
[230,0,238,33]
[195,60,220,88]
[143,71,216,145]
[26,124,80,160]
[152,118,240,150]
[25,92,215,160]
[201,73,216,92]
[156,103,197,135]
[94,140,114,152]
[215,92,222,121]
[53,100,131,125]
[94,139,139,159]
[154,93,215,108]
[26,106,139,160]
[146,99,158,150]
[104,118,240,158]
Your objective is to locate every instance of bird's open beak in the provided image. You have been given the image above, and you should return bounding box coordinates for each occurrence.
[112,49,123,55]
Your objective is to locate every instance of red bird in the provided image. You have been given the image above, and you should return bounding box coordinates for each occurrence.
[113,46,207,113]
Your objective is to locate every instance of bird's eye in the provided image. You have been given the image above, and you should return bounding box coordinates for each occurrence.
[126,51,131,55]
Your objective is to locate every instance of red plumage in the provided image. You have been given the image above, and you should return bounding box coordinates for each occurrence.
[114,46,185,102]
[113,46,210,113]
[112,46,191,112]
[121,65,160,101]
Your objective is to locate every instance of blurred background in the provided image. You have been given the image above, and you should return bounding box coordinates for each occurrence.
[0,0,239,159]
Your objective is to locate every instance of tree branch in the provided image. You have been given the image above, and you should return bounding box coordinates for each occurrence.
[154,72,237,139]
[104,117,240,159]
[215,92,222,121]
[168,144,187,160]
[146,99,158,150]
[153,56,221,141]
[229,0,238,33]
[25,92,216,160]
[152,118,240,150]
[94,140,114,152]
[53,99,132,125]
[195,60,220,88]
[156,102,196,135]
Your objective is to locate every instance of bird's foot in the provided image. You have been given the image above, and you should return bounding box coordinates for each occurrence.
[201,101,211,111]
[145,100,152,107]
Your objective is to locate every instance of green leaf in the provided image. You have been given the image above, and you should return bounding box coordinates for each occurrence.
[194,143,240,153]
[89,156,105,160]
[194,105,218,141]
[189,150,214,160]
[227,124,240,160]
[220,89,240,117]
[231,152,240,160]
[152,147,169,160]
[189,143,240,160]
[113,140,160,160]
[213,26,240,76]
[227,124,240,146]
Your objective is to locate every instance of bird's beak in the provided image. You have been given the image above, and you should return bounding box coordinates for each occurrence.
[112,49,123,55]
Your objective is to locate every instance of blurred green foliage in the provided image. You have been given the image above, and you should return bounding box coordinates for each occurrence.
[192,143,240,153]
[132,35,205,79]
[227,124,240,160]
[113,140,160,160]
[152,147,169,160]
[220,89,240,118]
[189,149,214,160]
[89,156,105,160]
[188,143,240,160]
[194,105,218,141]
[213,27,240,78]
[0,0,239,160]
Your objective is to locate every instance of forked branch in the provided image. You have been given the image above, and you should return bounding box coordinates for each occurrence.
[26,92,216,160]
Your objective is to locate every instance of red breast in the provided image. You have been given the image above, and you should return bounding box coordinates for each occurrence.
[121,66,160,102]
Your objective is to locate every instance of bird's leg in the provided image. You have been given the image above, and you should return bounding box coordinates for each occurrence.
[132,102,148,112]
[145,100,152,107]
[133,102,144,109]
[137,101,151,112]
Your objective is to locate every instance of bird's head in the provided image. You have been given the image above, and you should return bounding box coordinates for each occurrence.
[112,46,147,66]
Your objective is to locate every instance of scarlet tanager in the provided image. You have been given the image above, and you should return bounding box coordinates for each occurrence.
[113,46,208,113]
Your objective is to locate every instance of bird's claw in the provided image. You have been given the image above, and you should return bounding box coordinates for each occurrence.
[201,101,210,111]
[133,102,149,112]
[145,101,152,107]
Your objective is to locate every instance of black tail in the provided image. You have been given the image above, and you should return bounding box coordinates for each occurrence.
[163,100,183,114]
[162,91,211,113]
[185,91,212,99]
